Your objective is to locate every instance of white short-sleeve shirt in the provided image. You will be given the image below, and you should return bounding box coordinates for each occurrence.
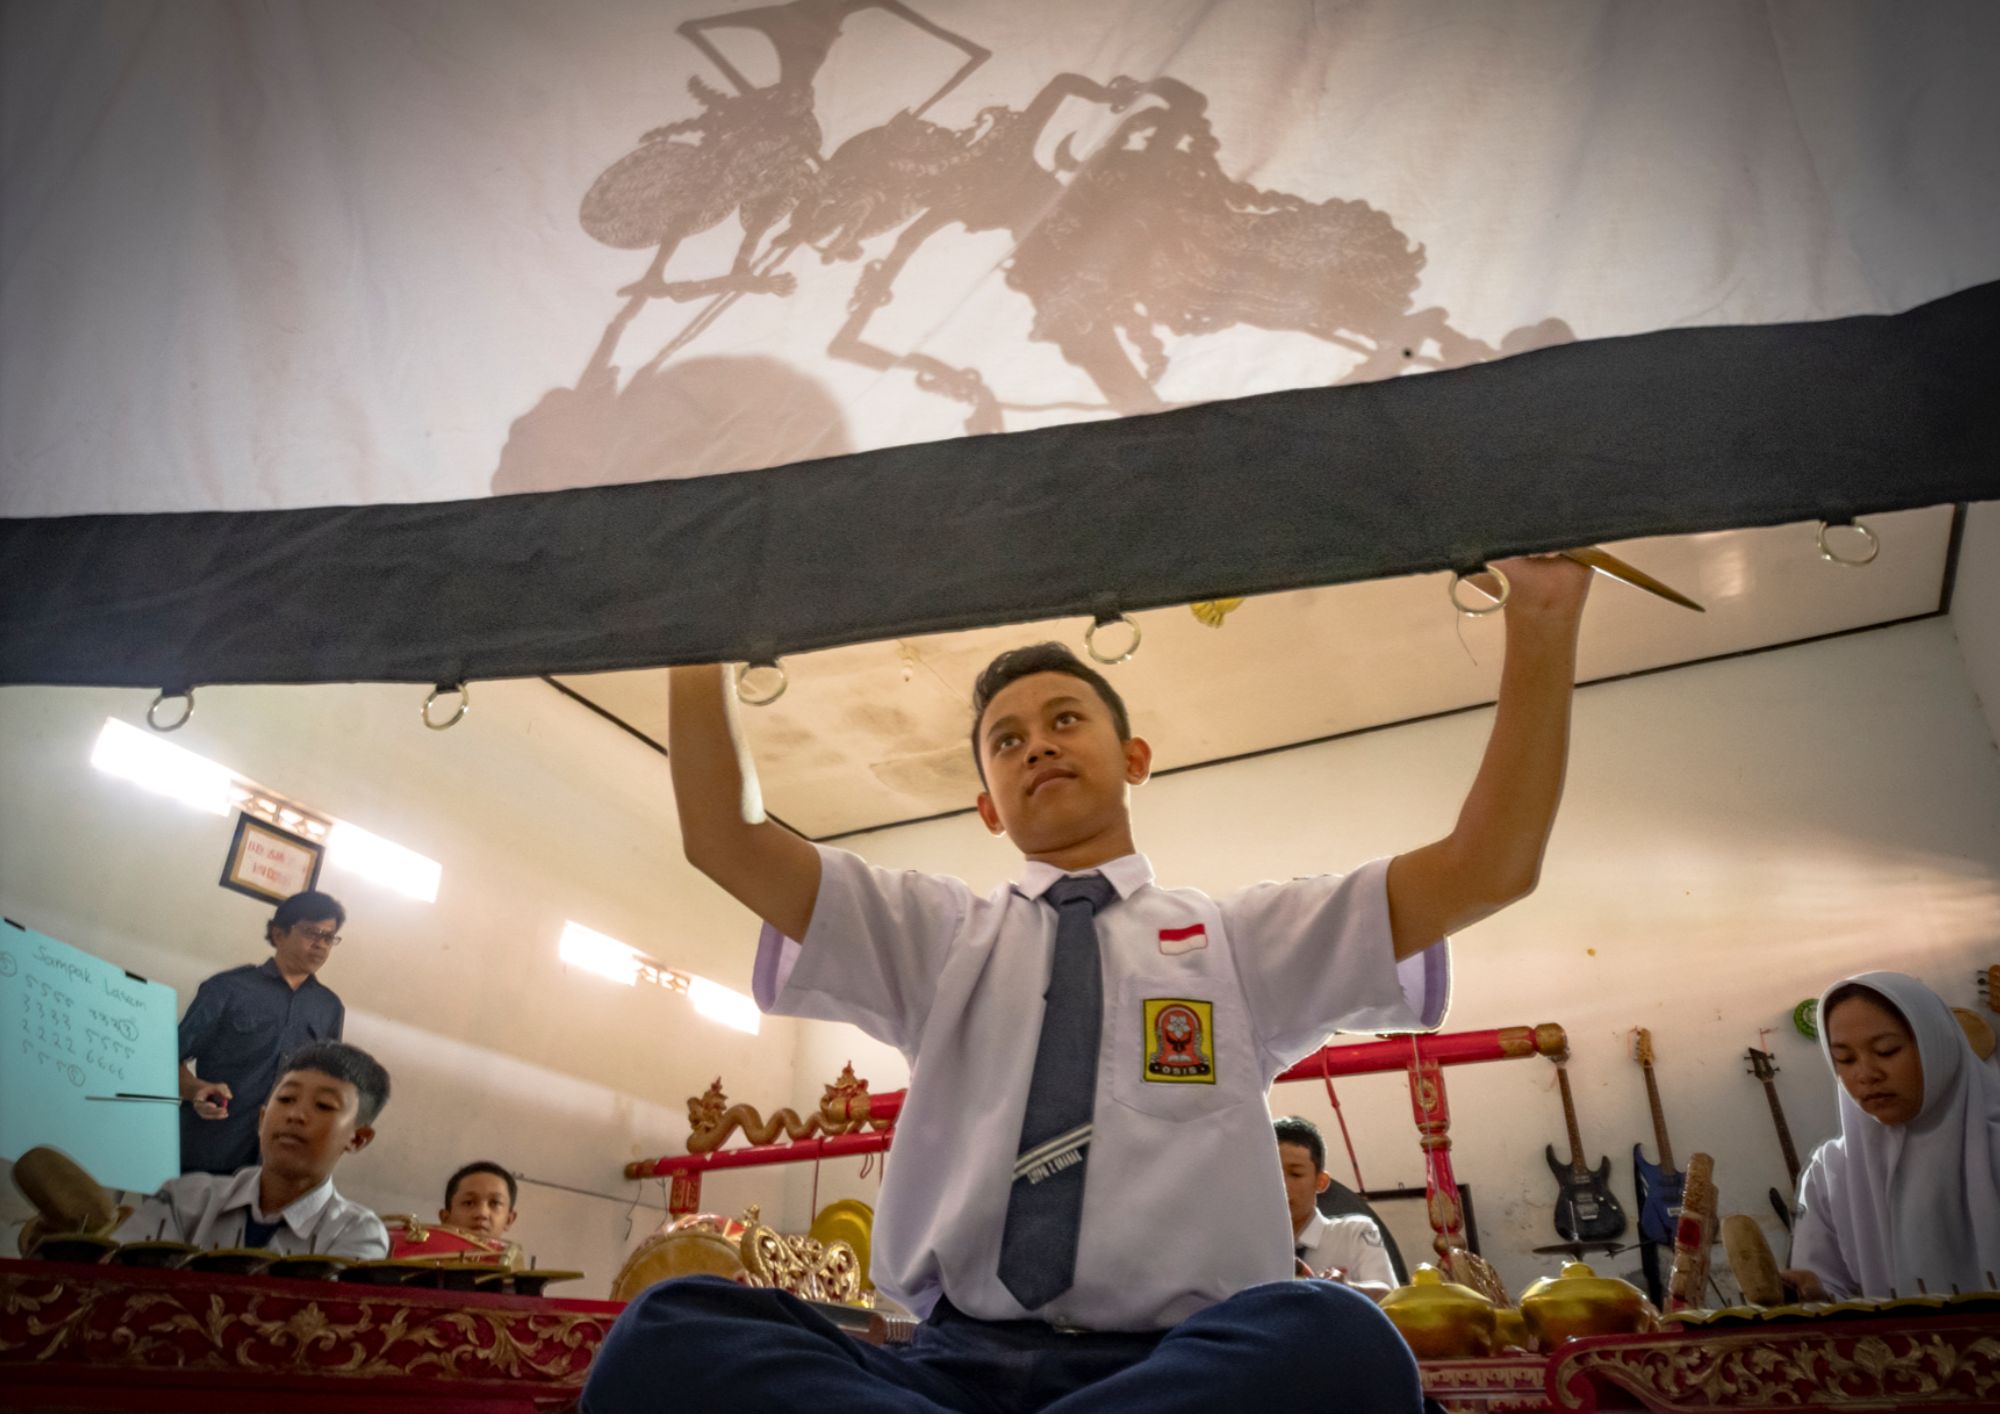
[1297,1208,1398,1288]
[112,1165,388,1260]
[754,846,1449,1331]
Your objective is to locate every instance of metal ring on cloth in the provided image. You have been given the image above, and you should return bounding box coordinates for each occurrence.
[422,682,471,731]
[1084,613,1141,665]
[735,660,788,707]
[146,690,195,733]
[1448,567,1510,616]
[1816,519,1879,567]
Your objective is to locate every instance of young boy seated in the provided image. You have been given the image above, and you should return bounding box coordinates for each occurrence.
[587,556,1589,1412]
[441,1160,521,1243]
[1277,1116,1395,1301]
[115,1040,391,1260]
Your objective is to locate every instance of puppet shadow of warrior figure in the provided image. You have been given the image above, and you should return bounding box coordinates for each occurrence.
[573,0,988,379]
[788,73,1572,431]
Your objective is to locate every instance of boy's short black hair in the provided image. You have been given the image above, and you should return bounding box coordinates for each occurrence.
[969,642,1132,784]
[279,1040,391,1125]
[1274,1115,1326,1174]
[445,1160,519,1211]
[271,890,346,936]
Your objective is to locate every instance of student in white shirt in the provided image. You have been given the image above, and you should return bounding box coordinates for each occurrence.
[116,1041,390,1260]
[586,555,1590,1413]
[1277,1116,1395,1301]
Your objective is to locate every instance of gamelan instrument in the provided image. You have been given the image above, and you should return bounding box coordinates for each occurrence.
[1629,1027,1686,1248]
[386,1214,523,1270]
[1721,1213,1786,1307]
[1745,1047,1802,1230]
[1544,1050,1627,1243]
[1664,1151,1716,1312]
[10,1145,131,1261]
[611,1205,866,1308]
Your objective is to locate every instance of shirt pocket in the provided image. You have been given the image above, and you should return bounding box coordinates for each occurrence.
[1106,972,1250,1122]
[206,1010,267,1067]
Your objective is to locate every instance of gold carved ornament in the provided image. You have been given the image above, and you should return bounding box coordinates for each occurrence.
[1551,1327,2000,1411]
[610,1206,863,1307]
[2,1273,612,1383]
[684,1065,892,1154]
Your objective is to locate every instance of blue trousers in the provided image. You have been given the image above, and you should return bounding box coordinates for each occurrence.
[582,1275,1425,1413]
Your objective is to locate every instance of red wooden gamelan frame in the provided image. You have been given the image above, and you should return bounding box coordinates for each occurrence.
[627,1023,1566,1256]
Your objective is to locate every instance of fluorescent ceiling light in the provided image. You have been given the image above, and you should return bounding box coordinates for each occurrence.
[559,924,762,1034]
[325,820,442,904]
[560,921,642,986]
[89,719,234,816]
[91,717,440,905]
[689,975,762,1035]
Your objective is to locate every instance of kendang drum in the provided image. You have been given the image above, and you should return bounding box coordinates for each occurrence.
[612,1213,755,1301]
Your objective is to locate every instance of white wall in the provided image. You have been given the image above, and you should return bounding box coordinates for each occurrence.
[0,678,798,1297]
[1951,499,2000,753]
[792,618,2000,1298]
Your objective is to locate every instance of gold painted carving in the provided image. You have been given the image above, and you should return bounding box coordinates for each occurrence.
[2,1276,610,1383]
[685,1064,891,1153]
[740,1206,863,1306]
[0,1280,95,1362]
[1555,1327,2000,1410]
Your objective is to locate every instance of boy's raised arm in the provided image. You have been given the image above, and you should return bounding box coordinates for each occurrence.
[669,664,822,943]
[1385,554,1593,959]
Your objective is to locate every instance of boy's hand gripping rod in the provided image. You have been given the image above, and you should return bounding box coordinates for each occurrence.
[1450,546,1705,616]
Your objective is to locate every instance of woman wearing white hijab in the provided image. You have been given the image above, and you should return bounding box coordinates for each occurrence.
[1780,972,2000,1300]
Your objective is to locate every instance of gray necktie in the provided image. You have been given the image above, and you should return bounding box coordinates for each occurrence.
[997,871,1118,1310]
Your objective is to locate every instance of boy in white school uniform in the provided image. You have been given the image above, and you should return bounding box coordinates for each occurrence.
[1279,1116,1396,1300]
[115,1041,390,1260]
[586,555,1591,1412]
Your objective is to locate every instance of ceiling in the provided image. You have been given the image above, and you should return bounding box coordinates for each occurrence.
[556,507,1958,839]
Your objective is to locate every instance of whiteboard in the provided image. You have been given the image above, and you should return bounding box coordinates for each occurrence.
[0,917,179,1193]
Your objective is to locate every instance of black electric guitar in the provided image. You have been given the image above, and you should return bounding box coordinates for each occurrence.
[1630,1028,1686,1247]
[1545,1050,1627,1242]
[1746,1048,1803,1230]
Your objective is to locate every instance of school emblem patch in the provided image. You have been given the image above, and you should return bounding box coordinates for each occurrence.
[1142,997,1215,1083]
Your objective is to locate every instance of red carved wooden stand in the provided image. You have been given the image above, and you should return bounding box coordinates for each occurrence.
[628,1023,1566,1247]
[0,1257,619,1413]
[6,1259,1997,1412]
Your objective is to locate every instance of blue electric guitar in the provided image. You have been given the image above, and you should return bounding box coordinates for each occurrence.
[1629,1028,1686,1247]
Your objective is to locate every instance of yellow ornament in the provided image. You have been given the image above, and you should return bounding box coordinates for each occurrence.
[1188,598,1244,628]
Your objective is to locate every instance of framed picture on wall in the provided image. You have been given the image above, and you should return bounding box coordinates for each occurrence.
[219,814,323,904]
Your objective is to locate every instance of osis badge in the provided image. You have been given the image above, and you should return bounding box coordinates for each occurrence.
[1142,997,1215,1083]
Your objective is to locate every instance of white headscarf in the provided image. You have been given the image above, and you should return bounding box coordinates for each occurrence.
[1791,972,2000,1297]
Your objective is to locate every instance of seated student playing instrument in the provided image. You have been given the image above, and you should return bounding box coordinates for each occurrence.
[587,555,1590,1413]
[441,1160,520,1241]
[1277,1116,1395,1301]
[115,1041,391,1260]
[1781,972,2000,1302]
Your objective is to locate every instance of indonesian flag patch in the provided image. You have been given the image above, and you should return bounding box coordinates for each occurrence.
[1157,923,1208,956]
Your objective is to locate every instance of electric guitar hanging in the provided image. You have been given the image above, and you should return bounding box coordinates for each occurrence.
[1746,1047,1803,1230]
[1629,1028,1685,1247]
[1545,1049,1627,1242]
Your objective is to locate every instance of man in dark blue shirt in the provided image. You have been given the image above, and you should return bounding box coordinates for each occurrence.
[177,891,348,1175]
